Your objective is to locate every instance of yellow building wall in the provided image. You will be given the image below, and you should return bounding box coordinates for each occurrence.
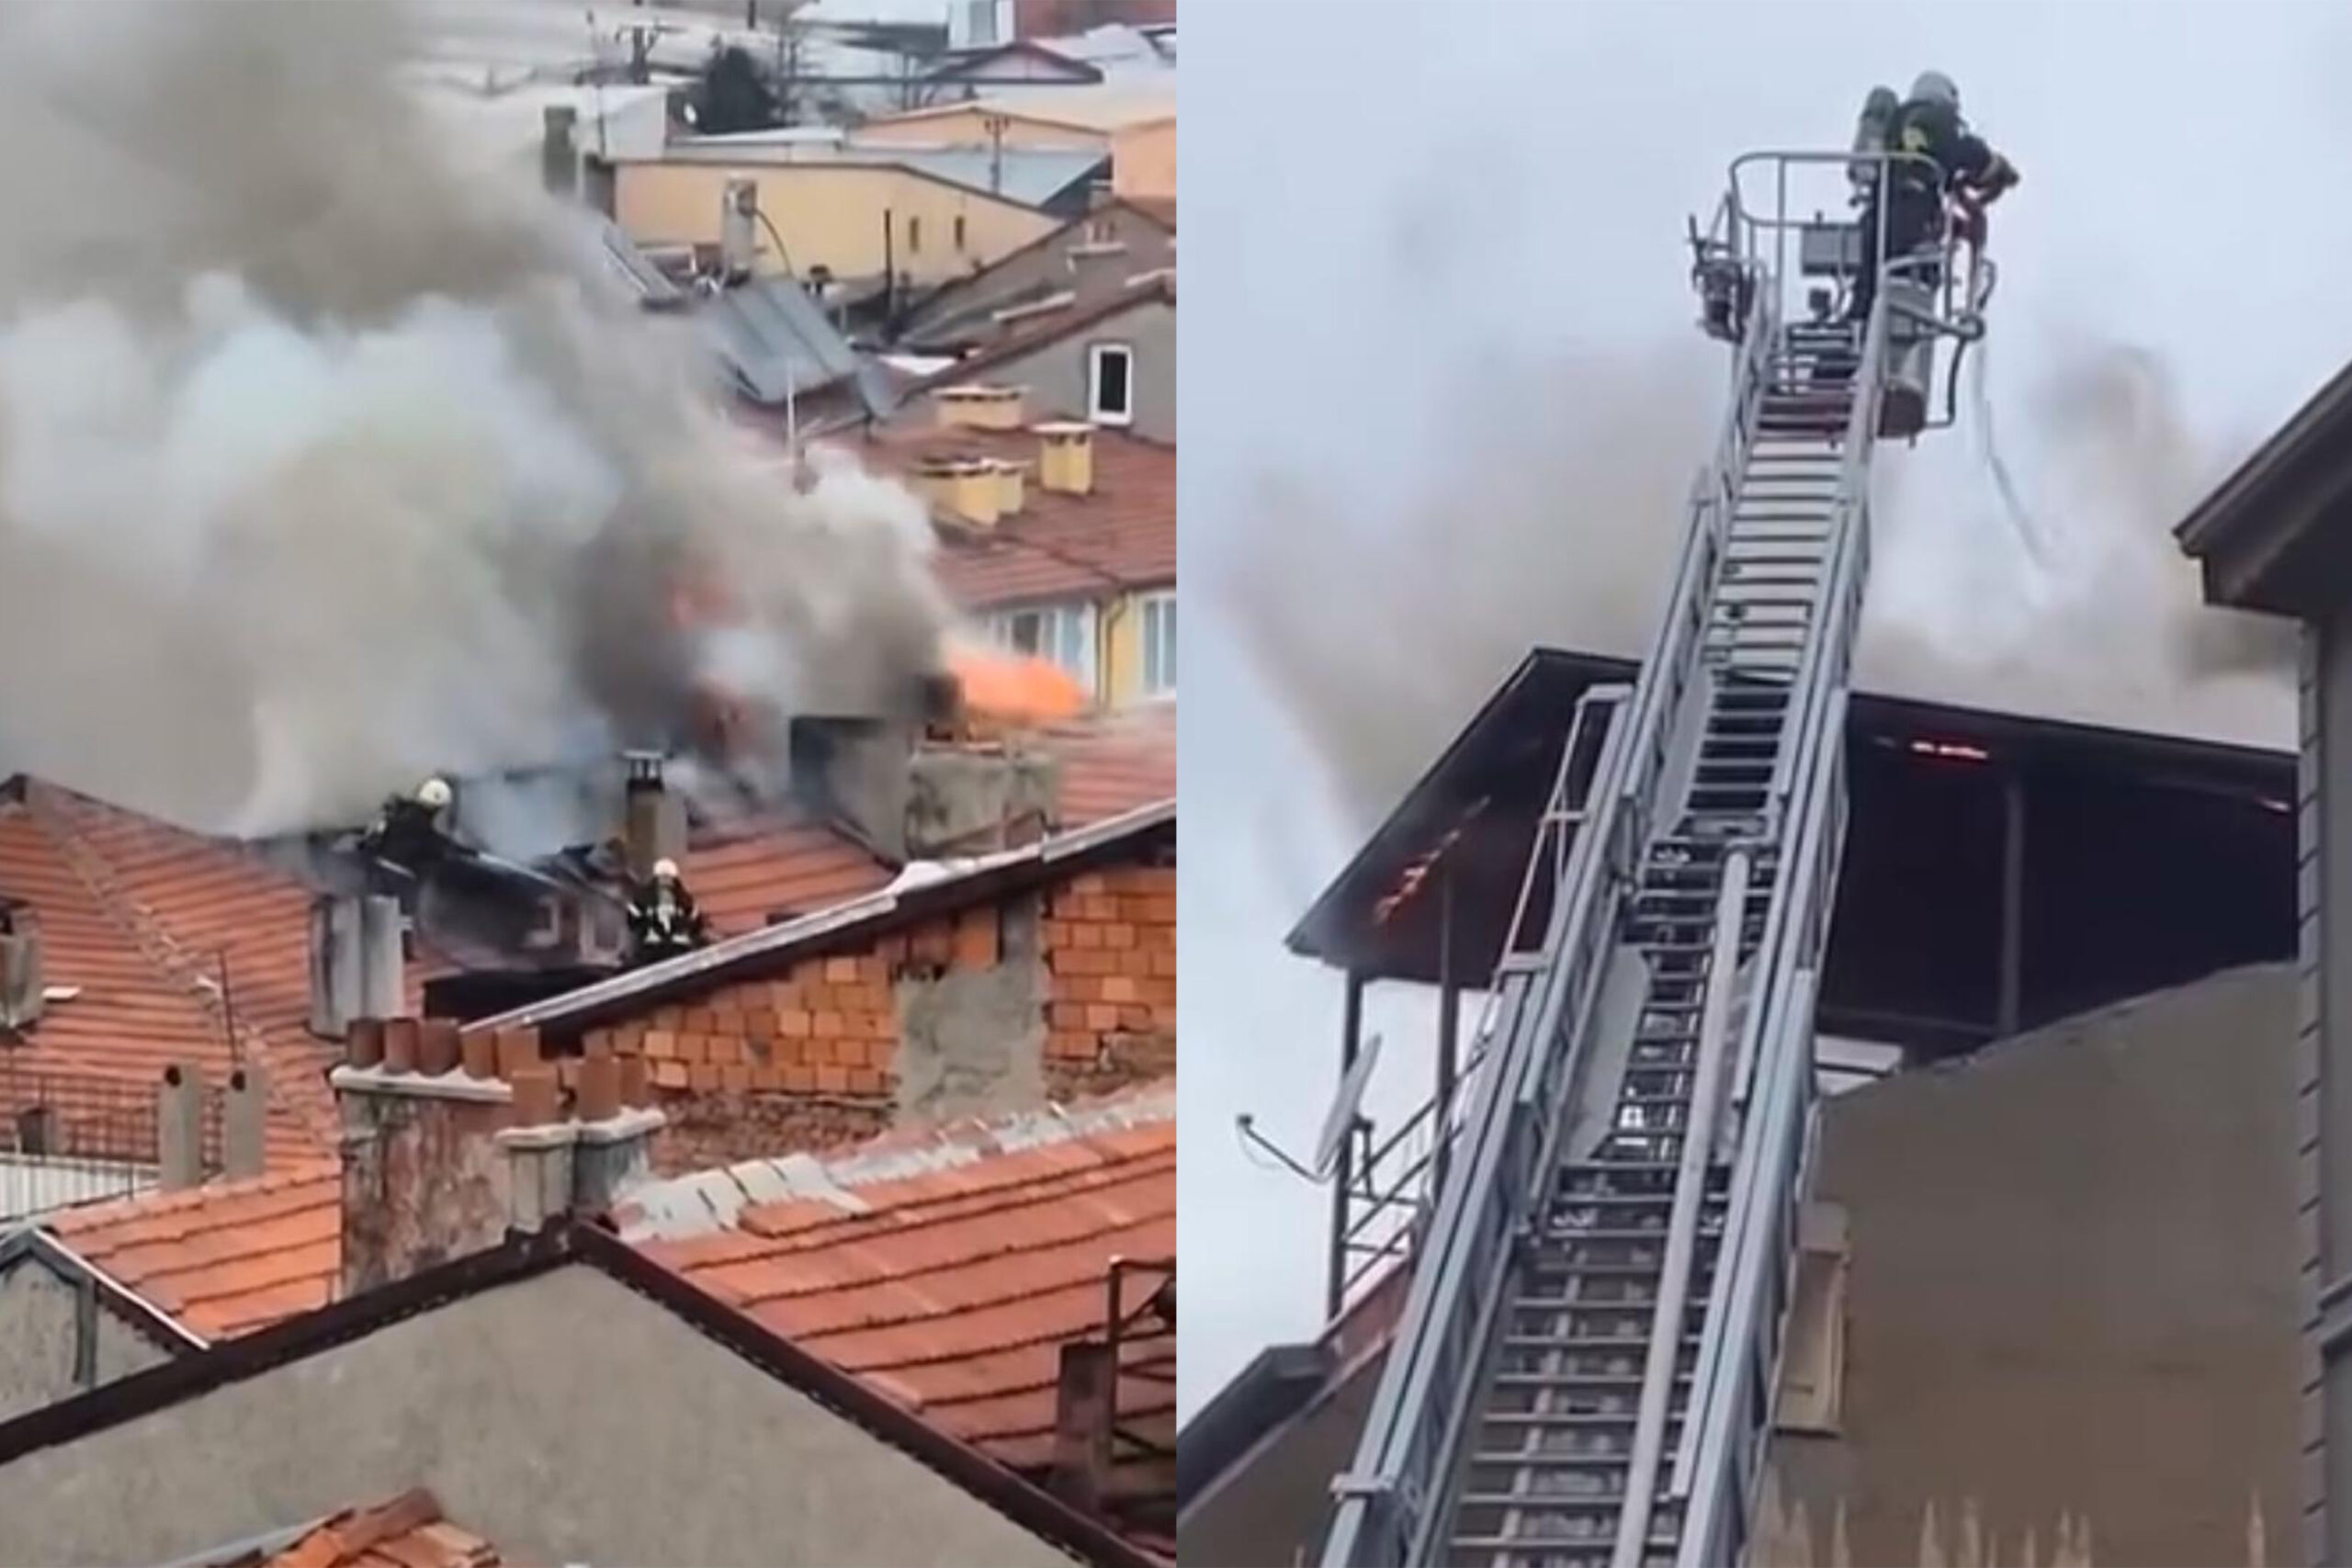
[854,107,1111,155]
[1111,119,1176,202]
[614,163,1058,285]
[1100,586,1172,707]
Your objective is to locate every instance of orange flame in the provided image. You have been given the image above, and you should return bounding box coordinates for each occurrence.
[946,644,1089,726]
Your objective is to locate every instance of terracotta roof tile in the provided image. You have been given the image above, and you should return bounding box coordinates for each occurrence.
[49,1157,341,1341]
[846,423,1174,611]
[625,1086,1175,1483]
[680,813,895,939]
[240,1488,509,1568]
[1044,705,1175,823]
[0,791,334,1166]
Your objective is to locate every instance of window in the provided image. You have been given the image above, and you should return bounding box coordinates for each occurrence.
[965,0,999,46]
[1139,592,1175,696]
[907,215,922,254]
[1088,343,1134,426]
[992,601,1098,694]
[954,214,967,252]
[1087,218,1117,244]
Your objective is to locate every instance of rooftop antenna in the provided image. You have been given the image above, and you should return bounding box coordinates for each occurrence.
[1237,1032,1383,1182]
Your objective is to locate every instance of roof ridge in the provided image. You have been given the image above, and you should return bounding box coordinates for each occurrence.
[27,788,340,1157]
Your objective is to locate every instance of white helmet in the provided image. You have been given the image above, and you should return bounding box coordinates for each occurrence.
[651,857,681,882]
[415,776,453,811]
[1910,71,1960,114]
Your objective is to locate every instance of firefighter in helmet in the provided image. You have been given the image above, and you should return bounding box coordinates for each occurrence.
[1847,71,2018,332]
[358,775,454,875]
[627,857,710,966]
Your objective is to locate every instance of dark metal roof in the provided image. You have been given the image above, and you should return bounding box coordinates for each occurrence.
[1292,648,2295,987]
[0,1221,1156,1568]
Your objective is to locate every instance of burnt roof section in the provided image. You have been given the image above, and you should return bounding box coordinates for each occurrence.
[0,1220,1157,1568]
[2175,351,2352,616]
[465,801,1175,1039]
[1293,648,2295,987]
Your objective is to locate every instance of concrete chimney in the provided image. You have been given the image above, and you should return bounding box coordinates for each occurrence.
[719,177,759,282]
[541,106,579,201]
[223,1063,268,1180]
[1035,422,1096,496]
[309,894,403,1041]
[908,740,1062,857]
[0,902,42,1032]
[333,1021,663,1295]
[935,384,1027,431]
[913,456,1003,528]
[788,719,1062,862]
[622,751,688,882]
[989,457,1027,517]
[156,1064,203,1192]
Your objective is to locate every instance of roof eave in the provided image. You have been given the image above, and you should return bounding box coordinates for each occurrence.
[2177,355,2352,615]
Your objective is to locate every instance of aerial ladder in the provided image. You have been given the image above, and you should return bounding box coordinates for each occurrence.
[1315,146,1996,1568]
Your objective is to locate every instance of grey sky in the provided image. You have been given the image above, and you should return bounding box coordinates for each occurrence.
[1177,0,2352,1418]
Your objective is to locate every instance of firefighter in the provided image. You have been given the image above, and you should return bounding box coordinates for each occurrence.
[1848,71,2018,331]
[627,857,710,965]
[358,775,454,875]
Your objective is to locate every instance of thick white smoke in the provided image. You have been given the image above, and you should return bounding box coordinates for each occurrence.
[0,0,953,844]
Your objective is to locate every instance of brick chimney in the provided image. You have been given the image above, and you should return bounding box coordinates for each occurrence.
[0,900,41,1032]
[935,384,1026,431]
[1035,422,1095,496]
[309,894,403,1042]
[788,718,1062,862]
[332,1019,663,1294]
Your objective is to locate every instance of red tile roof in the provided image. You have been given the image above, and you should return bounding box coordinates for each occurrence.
[47,1157,341,1340]
[681,815,897,939]
[623,1085,1176,1483]
[242,1489,510,1568]
[0,785,337,1166]
[1047,704,1176,821]
[852,423,1174,611]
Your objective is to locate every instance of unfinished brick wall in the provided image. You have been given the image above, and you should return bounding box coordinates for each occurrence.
[574,853,1175,1171]
[1044,864,1177,1100]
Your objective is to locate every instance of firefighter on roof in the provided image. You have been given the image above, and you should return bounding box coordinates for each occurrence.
[358,775,454,876]
[626,857,710,965]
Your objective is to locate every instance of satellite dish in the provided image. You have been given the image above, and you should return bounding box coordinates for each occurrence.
[1313,1032,1384,1177]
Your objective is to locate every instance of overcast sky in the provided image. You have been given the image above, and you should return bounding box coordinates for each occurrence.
[1176,0,2352,1420]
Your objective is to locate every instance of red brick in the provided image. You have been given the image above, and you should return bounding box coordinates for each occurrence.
[1086,1004,1121,1032]
[459,1031,498,1080]
[720,1064,752,1092]
[617,1055,651,1109]
[745,1010,777,1043]
[812,1010,845,1038]
[848,1066,884,1095]
[1049,1002,1088,1029]
[650,1059,689,1090]
[1057,976,1098,1003]
[577,1055,622,1122]
[954,911,1000,969]
[784,1065,819,1092]
[1057,949,1115,977]
[643,1029,679,1060]
[382,1019,420,1073]
[873,933,909,963]
[1118,1006,1155,1031]
[823,955,861,983]
[676,1035,707,1066]
[816,1064,850,1093]
[777,1009,812,1038]
[707,1034,743,1066]
[808,1038,835,1067]
[1149,951,1177,978]
[1068,922,1102,951]
[687,1064,720,1092]
[1102,976,1140,1004]
[1102,922,1137,951]
[1069,873,1109,896]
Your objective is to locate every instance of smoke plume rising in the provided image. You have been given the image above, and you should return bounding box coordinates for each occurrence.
[1229,330,2295,837]
[0,0,953,846]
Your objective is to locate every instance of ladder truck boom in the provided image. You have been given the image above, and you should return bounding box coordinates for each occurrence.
[1316,147,1995,1568]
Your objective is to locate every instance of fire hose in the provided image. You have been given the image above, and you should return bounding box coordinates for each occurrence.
[1944,195,2052,570]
